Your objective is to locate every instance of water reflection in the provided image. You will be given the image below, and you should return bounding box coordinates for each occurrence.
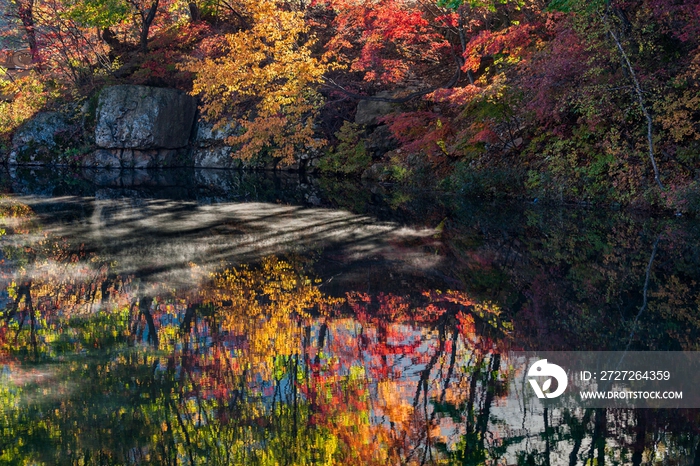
[2,170,700,464]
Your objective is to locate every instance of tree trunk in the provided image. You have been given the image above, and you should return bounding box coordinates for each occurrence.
[631,410,646,466]
[140,0,160,53]
[188,2,200,22]
[16,0,39,61]
[139,296,159,347]
[101,28,121,49]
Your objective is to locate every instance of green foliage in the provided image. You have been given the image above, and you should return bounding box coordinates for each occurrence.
[523,124,647,204]
[442,161,526,199]
[546,0,604,13]
[318,122,371,176]
[675,142,700,167]
[437,0,520,12]
[63,0,130,28]
[386,154,412,183]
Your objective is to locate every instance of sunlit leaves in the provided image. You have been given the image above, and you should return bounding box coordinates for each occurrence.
[62,0,130,28]
[461,24,537,74]
[319,0,448,84]
[546,0,604,13]
[437,0,521,13]
[187,0,333,164]
[0,73,47,141]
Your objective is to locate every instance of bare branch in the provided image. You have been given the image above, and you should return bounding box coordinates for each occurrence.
[322,60,462,104]
[602,10,664,191]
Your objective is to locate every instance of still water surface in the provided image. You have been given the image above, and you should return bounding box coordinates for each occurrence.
[1,168,699,465]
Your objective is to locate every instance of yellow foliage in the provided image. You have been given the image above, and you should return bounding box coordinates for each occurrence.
[203,256,339,380]
[186,0,334,165]
[377,379,414,427]
[0,73,47,142]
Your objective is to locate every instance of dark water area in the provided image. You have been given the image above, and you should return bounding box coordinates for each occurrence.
[1,167,700,465]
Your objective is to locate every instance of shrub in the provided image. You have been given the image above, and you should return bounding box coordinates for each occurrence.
[442,161,526,199]
[318,122,371,176]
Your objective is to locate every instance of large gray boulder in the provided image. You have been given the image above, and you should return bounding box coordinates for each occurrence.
[95,85,196,149]
[12,112,70,149]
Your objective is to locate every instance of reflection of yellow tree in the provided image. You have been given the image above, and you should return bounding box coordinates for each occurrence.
[201,256,341,381]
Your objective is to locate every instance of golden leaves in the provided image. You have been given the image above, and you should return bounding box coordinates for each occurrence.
[0,73,47,141]
[202,256,339,379]
[185,0,333,164]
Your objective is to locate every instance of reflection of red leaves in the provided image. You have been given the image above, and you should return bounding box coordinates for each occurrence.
[421,289,475,307]
[347,291,411,324]
[457,312,475,336]
[414,303,445,323]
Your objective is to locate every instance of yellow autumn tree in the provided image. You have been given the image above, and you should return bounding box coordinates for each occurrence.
[187,0,332,165]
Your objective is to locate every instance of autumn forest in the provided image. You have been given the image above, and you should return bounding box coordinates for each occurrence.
[0,0,700,210]
[2,0,700,464]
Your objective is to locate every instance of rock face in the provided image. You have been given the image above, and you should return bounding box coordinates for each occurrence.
[191,118,284,170]
[4,84,322,170]
[193,146,242,169]
[194,120,239,148]
[84,148,189,169]
[192,119,242,169]
[11,112,73,164]
[95,85,196,149]
[366,125,398,159]
[354,91,397,126]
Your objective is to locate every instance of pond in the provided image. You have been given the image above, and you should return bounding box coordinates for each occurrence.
[1,167,699,465]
